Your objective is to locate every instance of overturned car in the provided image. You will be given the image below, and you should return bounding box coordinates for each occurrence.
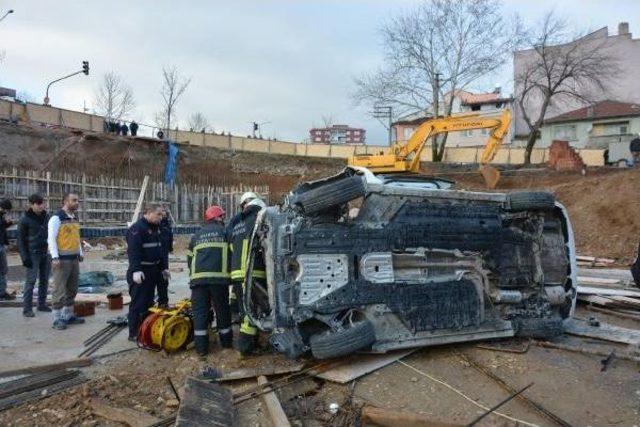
[243,167,577,359]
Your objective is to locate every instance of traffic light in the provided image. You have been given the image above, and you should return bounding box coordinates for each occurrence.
[82,61,89,75]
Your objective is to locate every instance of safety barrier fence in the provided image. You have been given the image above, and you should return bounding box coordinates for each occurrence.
[0,168,268,225]
[0,98,605,166]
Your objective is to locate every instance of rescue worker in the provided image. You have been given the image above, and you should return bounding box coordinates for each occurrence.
[157,208,174,308]
[187,205,232,356]
[126,203,168,341]
[48,193,84,330]
[227,192,259,314]
[229,196,267,355]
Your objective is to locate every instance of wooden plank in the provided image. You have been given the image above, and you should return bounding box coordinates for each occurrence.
[0,358,92,379]
[217,363,304,382]
[577,286,640,298]
[129,175,149,227]
[75,293,131,305]
[564,318,640,345]
[257,375,291,427]
[361,405,462,427]
[90,398,161,427]
[577,294,617,307]
[577,276,623,285]
[314,349,416,384]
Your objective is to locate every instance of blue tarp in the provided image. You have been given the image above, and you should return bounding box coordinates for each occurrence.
[164,140,179,186]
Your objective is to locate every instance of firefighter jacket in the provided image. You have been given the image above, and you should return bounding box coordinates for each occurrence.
[228,204,265,282]
[186,221,230,287]
[126,217,166,272]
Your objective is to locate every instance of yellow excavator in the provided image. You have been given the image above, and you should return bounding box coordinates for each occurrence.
[348,110,511,188]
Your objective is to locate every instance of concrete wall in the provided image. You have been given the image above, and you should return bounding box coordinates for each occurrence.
[0,98,605,166]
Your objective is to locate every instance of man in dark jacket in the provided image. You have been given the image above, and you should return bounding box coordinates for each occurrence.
[130,121,139,137]
[18,194,51,316]
[157,210,174,308]
[632,243,640,288]
[121,123,129,136]
[188,205,232,356]
[126,203,168,340]
[0,198,15,300]
[228,197,267,355]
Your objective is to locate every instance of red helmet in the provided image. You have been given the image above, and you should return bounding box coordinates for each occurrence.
[204,205,225,221]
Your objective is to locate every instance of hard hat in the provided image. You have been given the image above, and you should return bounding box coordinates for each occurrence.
[240,192,259,205]
[204,205,225,221]
[246,198,266,209]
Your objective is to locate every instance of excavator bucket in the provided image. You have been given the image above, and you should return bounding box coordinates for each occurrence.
[479,165,501,189]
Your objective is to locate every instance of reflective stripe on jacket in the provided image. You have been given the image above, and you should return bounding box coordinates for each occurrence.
[228,205,265,282]
[187,222,230,286]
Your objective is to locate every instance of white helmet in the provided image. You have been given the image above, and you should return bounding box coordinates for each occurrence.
[246,198,266,209]
[240,192,258,205]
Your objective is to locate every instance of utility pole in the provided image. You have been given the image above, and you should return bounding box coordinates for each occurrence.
[43,61,90,106]
[373,105,393,146]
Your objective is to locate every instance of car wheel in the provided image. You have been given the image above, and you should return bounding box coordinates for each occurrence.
[291,176,365,215]
[309,320,376,359]
[506,191,555,212]
[513,317,564,339]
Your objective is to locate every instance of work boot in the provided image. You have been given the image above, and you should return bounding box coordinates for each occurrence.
[52,319,67,330]
[219,330,233,349]
[194,336,209,357]
[66,315,85,325]
[37,305,52,312]
[23,310,35,318]
[237,332,256,356]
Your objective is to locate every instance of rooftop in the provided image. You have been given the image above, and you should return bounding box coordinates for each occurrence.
[544,100,640,124]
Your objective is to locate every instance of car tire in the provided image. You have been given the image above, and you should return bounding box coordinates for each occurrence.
[309,320,376,359]
[291,176,365,215]
[506,191,555,212]
[513,317,564,339]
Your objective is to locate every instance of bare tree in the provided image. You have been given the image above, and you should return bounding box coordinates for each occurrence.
[157,65,191,133]
[188,112,210,132]
[353,0,522,161]
[516,12,619,164]
[94,72,135,121]
[321,114,334,128]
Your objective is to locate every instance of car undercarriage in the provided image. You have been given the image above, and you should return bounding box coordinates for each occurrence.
[243,167,577,359]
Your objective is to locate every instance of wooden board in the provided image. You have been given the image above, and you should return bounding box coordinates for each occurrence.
[361,405,462,427]
[91,398,160,427]
[217,363,304,382]
[577,276,623,285]
[314,349,416,384]
[576,286,640,298]
[564,318,640,345]
[176,377,234,427]
[258,375,291,427]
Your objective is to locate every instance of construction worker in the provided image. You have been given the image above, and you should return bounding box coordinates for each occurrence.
[157,208,174,308]
[18,194,51,317]
[0,198,15,301]
[187,205,232,356]
[48,193,84,330]
[229,196,267,355]
[126,203,168,341]
[227,192,258,314]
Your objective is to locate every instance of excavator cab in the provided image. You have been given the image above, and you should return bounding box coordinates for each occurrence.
[348,110,511,189]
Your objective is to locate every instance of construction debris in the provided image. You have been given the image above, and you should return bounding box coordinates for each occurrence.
[565,318,640,345]
[216,363,304,382]
[314,350,416,384]
[257,375,291,427]
[0,358,92,379]
[0,370,87,411]
[175,377,234,427]
[90,398,161,427]
[361,405,461,427]
[78,316,128,358]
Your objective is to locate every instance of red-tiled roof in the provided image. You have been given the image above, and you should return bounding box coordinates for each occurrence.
[545,100,640,124]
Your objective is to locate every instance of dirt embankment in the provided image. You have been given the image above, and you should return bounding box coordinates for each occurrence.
[0,122,343,201]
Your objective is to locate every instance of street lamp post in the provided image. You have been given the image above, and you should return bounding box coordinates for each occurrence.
[43,61,89,106]
[0,9,14,24]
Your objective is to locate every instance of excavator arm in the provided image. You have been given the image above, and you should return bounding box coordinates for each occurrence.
[348,109,511,188]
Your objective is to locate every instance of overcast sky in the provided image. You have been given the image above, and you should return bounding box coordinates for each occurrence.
[0,0,639,143]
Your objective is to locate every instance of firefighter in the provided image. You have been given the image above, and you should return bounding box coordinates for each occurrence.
[229,197,266,355]
[126,203,168,341]
[227,192,259,314]
[187,205,232,356]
